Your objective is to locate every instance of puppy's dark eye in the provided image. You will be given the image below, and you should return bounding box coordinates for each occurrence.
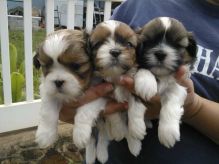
[41,62,51,69]
[126,42,134,48]
[142,39,155,48]
[44,64,51,69]
[92,41,102,49]
[69,63,80,70]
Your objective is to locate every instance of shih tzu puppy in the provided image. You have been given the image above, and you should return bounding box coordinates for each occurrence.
[33,29,95,148]
[135,17,197,148]
[86,20,151,163]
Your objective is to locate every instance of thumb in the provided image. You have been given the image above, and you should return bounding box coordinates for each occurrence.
[102,100,128,116]
[175,65,187,80]
[78,83,113,105]
[118,75,135,93]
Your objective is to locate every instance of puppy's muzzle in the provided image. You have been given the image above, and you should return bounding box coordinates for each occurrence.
[110,49,121,58]
[54,80,65,88]
[154,51,167,61]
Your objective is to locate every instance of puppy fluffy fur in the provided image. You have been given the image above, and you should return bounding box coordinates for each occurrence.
[34,17,196,164]
[33,29,94,148]
[135,17,197,148]
[86,20,151,163]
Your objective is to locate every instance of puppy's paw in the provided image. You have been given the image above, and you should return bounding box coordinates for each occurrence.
[86,137,96,164]
[96,125,109,164]
[73,124,92,149]
[97,145,108,164]
[158,123,180,148]
[129,119,146,140]
[35,127,57,148]
[126,135,142,157]
[134,69,157,100]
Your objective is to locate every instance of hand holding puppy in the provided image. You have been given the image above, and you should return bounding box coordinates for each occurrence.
[60,66,197,127]
[111,66,199,120]
[59,82,128,123]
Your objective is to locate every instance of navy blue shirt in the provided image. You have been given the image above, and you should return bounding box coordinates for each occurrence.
[101,0,219,163]
[111,0,219,102]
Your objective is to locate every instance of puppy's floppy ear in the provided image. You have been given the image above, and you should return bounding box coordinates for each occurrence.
[182,32,197,66]
[33,42,44,69]
[135,27,145,68]
[33,47,41,69]
[82,30,96,71]
[136,33,143,57]
[186,32,197,60]
[83,30,91,55]
[136,42,144,68]
[135,27,143,35]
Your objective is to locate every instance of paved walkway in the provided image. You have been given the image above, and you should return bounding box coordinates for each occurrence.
[0,123,84,164]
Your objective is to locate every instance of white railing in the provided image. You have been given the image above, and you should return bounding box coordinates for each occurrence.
[0,0,123,133]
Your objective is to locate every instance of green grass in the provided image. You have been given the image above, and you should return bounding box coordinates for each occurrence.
[33,29,47,52]
[0,29,46,66]
[8,29,46,65]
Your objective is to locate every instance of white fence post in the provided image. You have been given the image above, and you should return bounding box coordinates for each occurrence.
[86,0,94,32]
[0,100,41,133]
[24,0,34,101]
[104,0,112,21]
[0,0,12,105]
[67,0,76,29]
[46,0,55,34]
[0,0,125,134]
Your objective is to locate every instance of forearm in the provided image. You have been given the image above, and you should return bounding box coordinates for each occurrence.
[184,94,219,144]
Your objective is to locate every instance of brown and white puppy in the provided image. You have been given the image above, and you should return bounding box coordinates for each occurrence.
[135,17,197,148]
[33,29,93,148]
[87,20,149,163]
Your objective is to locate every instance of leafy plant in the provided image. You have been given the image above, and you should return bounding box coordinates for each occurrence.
[11,72,25,102]
[10,43,25,102]
[0,43,25,103]
[9,43,17,73]
[18,61,25,75]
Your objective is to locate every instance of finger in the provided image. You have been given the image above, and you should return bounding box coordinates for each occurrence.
[174,66,194,93]
[89,83,114,96]
[118,75,135,93]
[178,78,194,93]
[59,106,76,124]
[148,95,160,103]
[144,98,161,120]
[145,105,161,120]
[77,83,113,105]
[102,101,128,116]
[174,65,187,80]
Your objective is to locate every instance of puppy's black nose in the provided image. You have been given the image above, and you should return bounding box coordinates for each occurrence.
[154,51,167,61]
[54,80,64,88]
[110,49,121,57]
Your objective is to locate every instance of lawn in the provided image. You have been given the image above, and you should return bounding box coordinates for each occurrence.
[9,29,46,66]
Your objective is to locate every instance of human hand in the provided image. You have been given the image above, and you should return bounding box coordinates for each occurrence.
[104,66,199,120]
[59,83,128,123]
